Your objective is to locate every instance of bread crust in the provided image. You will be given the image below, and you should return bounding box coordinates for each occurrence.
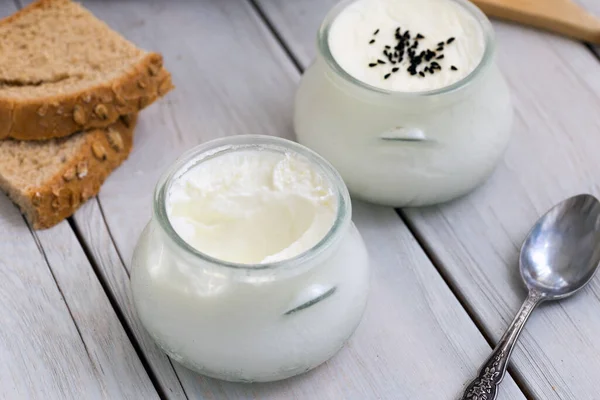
[13,115,138,229]
[0,52,172,141]
[0,0,174,141]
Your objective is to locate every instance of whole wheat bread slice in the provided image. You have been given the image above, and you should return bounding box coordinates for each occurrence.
[0,0,172,141]
[0,115,137,229]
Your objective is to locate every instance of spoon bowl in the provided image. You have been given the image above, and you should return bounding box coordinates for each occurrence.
[520,194,600,299]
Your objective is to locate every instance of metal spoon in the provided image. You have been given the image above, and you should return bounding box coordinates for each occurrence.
[461,194,600,400]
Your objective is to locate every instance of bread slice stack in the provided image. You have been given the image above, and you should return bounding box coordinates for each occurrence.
[0,0,173,229]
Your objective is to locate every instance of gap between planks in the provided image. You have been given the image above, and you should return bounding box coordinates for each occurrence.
[245,0,538,398]
[395,210,537,400]
[26,216,97,367]
[67,212,179,400]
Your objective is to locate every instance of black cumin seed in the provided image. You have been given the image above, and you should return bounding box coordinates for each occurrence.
[438,42,444,46]
[374,29,380,35]
[419,71,425,77]
[369,39,375,44]
[447,37,455,44]
[392,67,399,72]
[377,59,386,64]
[416,33,424,39]
[437,47,444,52]
[451,65,458,71]
[436,55,444,59]
[384,73,391,79]
[368,63,377,67]
[385,45,391,49]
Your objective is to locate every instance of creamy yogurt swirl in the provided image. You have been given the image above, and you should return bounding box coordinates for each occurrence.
[167,150,336,264]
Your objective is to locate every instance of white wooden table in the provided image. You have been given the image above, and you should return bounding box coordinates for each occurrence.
[2,0,600,398]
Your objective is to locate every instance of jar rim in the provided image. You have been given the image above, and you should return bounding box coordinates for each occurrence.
[317,0,496,97]
[153,135,352,271]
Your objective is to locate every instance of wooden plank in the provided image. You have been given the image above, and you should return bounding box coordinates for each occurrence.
[254,0,600,398]
[0,189,159,399]
[71,0,525,398]
[0,194,102,398]
[73,200,188,400]
[35,218,160,399]
[0,5,161,398]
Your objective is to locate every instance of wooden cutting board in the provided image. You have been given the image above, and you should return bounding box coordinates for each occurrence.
[471,0,600,44]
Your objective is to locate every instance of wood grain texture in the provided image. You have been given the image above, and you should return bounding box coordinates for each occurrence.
[471,0,600,44]
[0,3,159,399]
[0,192,158,399]
[255,0,600,398]
[35,219,159,399]
[70,0,525,398]
[73,199,188,400]
[0,194,102,399]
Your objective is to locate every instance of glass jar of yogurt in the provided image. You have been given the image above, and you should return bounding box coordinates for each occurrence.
[130,135,369,382]
[295,0,513,206]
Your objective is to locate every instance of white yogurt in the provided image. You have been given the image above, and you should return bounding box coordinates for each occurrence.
[131,136,370,382]
[329,0,485,92]
[167,151,336,264]
[294,0,513,206]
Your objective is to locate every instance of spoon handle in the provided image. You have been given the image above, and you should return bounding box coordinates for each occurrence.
[460,290,544,400]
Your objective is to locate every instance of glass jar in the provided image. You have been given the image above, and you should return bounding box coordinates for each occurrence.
[294,0,513,207]
[130,135,370,382]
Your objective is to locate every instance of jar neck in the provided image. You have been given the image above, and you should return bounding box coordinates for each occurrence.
[152,135,352,278]
[316,0,497,101]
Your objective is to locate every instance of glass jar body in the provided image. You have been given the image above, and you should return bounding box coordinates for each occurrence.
[131,209,369,382]
[294,50,513,207]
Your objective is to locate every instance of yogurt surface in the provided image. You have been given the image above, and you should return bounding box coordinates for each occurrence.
[328,0,485,92]
[167,150,336,264]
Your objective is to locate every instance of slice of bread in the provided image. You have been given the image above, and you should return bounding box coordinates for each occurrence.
[0,0,172,141]
[0,115,137,229]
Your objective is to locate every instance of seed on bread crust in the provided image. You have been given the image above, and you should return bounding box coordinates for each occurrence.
[94,104,109,120]
[100,93,113,103]
[81,185,94,201]
[148,63,161,76]
[73,105,87,125]
[106,129,124,152]
[92,143,107,160]
[76,160,88,179]
[63,167,76,181]
[51,197,60,210]
[137,79,146,89]
[158,78,172,96]
[121,114,133,128]
[82,93,93,103]
[37,104,48,117]
[32,192,42,206]
[71,191,80,208]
